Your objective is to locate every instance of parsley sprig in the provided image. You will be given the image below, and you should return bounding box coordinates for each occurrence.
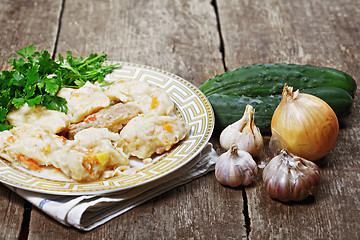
[0,45,117,131]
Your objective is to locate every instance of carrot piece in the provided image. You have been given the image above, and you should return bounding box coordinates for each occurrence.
[57,135,67,142]
[7,136,15,143]
[85,115,97,123]
[17,154,41,171]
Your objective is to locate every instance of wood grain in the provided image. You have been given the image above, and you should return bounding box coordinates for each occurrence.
[0,186,24,239]
[55,0,224,87]
[1,0,359,239]
[0,0,62,239]
[0,0,62,70]
[27,0,238,239]
[217,0,360,239]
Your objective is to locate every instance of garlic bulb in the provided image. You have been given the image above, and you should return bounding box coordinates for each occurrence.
[219,105,263,157]
[271,84,339,161]
[215,146,258,187]
[263,149,321,202]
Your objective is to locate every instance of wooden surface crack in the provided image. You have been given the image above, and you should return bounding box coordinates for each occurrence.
[211,0,227,71]
[242,187,251,239]
[18,201,32,240]
[52,0,66,59]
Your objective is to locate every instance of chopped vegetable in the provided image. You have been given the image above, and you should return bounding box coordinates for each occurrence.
[151,96,158,109]
[163,122,173,132]
[95,151,109,166]
[17,154,41,171]
[0,45,118,131]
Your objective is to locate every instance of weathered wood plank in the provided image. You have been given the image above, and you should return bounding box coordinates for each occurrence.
[0,186,24,240]
[3,0,359,238]
[0,0,62,239]
[30,174,246,240]
[217,0,360,239]
[55,0,224,87]
[111,175,246,239]
[28,0,239,239]
[0,0,62,70]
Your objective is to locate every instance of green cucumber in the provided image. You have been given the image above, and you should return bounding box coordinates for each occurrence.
[200,63,356,133]
[301,87,354,118]
[207,88,354,134]
[200,63,357,98]
[207,94,279,133]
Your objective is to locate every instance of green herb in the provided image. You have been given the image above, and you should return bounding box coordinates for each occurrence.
[0,45,118,131]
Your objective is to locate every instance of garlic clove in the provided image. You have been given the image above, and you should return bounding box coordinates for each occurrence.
[248,116,264,157]
[219,105,252,150]
[219,105,264,157]
[215,146,258,187]
[262,149,321,202]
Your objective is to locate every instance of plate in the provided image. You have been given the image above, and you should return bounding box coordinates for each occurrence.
[0,62,214,195]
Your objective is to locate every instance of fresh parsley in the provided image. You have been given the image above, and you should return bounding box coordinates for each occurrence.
[0,45,118,131]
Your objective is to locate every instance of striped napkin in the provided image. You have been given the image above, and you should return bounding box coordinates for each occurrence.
[7,143,218,231]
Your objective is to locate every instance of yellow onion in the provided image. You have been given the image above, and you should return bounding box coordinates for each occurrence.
[270,84,339,161]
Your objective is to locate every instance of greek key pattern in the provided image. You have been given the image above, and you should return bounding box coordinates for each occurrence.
[0,62,214,195]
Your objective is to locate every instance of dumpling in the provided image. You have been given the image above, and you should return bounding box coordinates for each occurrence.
[49,128,129,182]
[65,102,142,139]
[6,103,70,134]
[0,125,129,182]
[0,124,67,167]
[119,115,190,159]
[58,81,110,123]
[105,80,174,116]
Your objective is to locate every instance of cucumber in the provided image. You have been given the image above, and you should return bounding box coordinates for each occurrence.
[208,87,353,133]
[200,63,356,133]
[301,87,354,117]
[207,94,279,133]
[200,63,357,98]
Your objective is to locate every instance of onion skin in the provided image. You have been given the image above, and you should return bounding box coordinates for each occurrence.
[271,85,339,161]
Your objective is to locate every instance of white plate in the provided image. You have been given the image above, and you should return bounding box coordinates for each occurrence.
[0,62,214,195]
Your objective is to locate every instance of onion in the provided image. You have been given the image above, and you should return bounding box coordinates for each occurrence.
[270,84,339,161]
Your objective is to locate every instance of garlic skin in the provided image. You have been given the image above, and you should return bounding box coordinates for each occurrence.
[215,146,258,187]
[219,105,263,157]
[263,149,321,202]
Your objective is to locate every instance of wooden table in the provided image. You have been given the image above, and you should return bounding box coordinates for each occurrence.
[1,0,359,239]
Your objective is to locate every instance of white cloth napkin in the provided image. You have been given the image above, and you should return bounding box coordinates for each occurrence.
[6,143,218,231]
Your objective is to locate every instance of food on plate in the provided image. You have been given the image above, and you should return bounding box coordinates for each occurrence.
[0,45,117,131]
[0,125,129,182]
[6,103,70,134]
[57,81,111,123]
[105,80,174,116]
[6,82,111,134]
[199,63,356,132]
[0,46,190,183]
[0,79,190,182]
[66,102,142,139]
[119,115,191,159]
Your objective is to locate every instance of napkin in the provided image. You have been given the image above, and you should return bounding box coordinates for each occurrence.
[7,143,218,231]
